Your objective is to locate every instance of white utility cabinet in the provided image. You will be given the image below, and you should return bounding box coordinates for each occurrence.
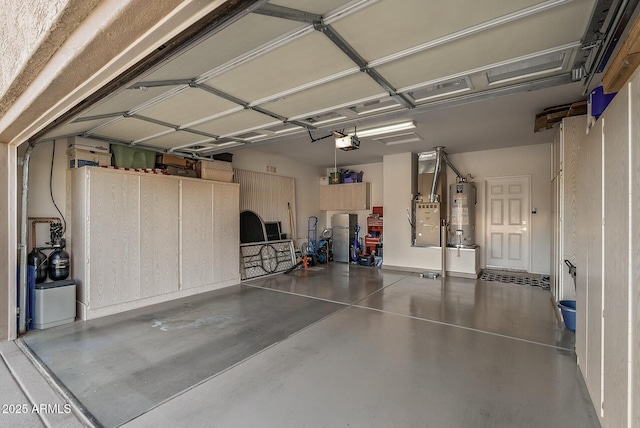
[68,167,240,320]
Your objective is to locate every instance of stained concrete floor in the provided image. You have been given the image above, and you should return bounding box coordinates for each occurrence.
[15,263,597,428]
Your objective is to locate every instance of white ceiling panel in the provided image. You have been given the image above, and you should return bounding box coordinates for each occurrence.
[89,117,173,142]
[40,117,117,141]
[137,130,212,150]
[375,1,592,90]
[190,109,279,137]
[141,14,304,82]
[265,73,385,118]
[330,0,552,62]
[135,88,238,126]
[204,32,356,103]
[33,0,617,169]
[269,0,355,16]
[78,86,180,118]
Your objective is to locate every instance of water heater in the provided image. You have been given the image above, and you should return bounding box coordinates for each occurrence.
[448,181,476,247]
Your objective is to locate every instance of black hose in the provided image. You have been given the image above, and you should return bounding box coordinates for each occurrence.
[50,140,67,234]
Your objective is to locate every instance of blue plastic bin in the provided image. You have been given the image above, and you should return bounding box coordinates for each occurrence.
[558,300,576,331]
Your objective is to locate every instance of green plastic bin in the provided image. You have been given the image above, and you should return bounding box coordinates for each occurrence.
[111,145,156,168]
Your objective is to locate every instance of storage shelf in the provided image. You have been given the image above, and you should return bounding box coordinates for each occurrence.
[319,182,370,211]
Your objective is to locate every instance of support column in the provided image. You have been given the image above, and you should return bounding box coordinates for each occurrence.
[0,142,17,341]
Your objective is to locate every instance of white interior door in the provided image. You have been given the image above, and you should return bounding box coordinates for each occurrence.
[485,176,531,271]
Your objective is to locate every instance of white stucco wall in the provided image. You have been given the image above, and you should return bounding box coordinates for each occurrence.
[0,0,70,101]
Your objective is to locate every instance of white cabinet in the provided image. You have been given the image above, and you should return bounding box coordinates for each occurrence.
[319,182,370,211]
[574,68,640,428]
[69,167,239,320]
[550,115,585,302]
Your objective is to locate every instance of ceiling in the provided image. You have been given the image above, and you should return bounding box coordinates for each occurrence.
[35,0,632,167]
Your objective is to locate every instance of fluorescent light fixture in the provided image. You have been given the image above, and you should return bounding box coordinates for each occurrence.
[354,121,416,138]
[373,132,423,146]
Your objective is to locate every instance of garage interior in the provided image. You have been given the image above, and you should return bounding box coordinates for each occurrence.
[1,0,639,427]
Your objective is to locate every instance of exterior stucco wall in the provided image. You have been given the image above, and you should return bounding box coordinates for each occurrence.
[0,143,17,341]
[0,0,101,116]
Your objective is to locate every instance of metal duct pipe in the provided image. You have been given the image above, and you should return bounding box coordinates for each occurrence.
[443,155,463,179]
[429,146,444,203]
[18,144,34,335]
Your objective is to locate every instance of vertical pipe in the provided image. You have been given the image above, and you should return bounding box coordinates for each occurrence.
[430,147,443,203]
[441,221,447,278]
[18,145,34,335]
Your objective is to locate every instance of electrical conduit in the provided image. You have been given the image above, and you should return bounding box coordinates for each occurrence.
[18,145,34,335]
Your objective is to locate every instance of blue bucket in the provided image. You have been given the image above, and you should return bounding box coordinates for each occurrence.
[558,300,576,331]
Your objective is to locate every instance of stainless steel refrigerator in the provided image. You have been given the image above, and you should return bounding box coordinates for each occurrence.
[332,213,357,263]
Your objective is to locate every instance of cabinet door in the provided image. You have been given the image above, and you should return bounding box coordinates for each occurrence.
[181,180,214,289]
[89,170,140,308]
[212,183,239,283]
[350,183,370,210]
[140,175,180,297]
[319,186,331,210]
[319,183,370,210]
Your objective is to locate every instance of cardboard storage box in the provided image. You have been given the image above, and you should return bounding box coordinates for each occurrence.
[68,148,112,168]
[156,153,187,168]
[165,165,198,178]
[195,160,234,182]
[67,136,110,154]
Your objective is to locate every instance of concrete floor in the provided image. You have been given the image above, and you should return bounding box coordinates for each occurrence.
[10,263,596,427]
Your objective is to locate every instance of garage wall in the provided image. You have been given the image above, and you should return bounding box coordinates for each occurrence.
[447,144,552,274]
[324,162,383,233]
[18,141,68,248]
[383,144,552,274]
[231,147,325,246]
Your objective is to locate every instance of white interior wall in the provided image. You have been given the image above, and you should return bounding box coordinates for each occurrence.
[383,152,443,271]
[382,144,552,274]
[447,144,552,274]
[17,141,68,249]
